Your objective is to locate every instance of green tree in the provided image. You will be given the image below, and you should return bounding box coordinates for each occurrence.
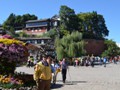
[21,14,38,27]
[3,13,16,34]
[14,15,22,27]
[59,5,79,33]
[77,11,109,39]
[59,25,70,38]
[17,31,29,38]
[55,31,86,60]
[101,40,120,57]
[3,13,38,36]
[43,28,58,39]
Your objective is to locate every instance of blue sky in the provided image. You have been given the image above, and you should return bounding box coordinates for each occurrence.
[0,0,119,43]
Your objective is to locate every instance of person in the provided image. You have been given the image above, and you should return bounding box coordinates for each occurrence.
[61,58,68,83]
[51,59,60,84]
[75,59,79,67]
[114,56,117,64]
[27,59,31,68]
[103,57,107,67]
[27,56,34,67]
[33,55,52,90]
[91,58,95,67]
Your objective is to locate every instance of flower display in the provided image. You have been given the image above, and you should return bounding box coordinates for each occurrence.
[0,36,28,62]
[0,35,29,75]
[0,74,24,88]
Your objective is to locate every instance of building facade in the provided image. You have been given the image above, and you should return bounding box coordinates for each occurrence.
[24,15,60,35]
[19,37,55,58]
[24,19,50,35]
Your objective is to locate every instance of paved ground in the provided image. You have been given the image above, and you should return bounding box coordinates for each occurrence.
[15,62,120,90]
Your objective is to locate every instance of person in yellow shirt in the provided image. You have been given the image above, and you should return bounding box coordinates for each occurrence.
[33,56,52,90]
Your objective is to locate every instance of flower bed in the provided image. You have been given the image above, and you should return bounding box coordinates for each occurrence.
[0,74,23,89]
[0,73,36,89]
[0,35,33,89]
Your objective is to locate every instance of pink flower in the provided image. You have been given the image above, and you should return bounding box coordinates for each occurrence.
[2,34,13,39]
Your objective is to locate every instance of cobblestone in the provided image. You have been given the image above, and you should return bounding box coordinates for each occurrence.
[16,63,120,90]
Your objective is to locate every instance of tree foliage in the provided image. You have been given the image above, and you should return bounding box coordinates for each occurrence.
[3,13,38,36]
[55,31,86,60]
[77,11,109,39]
[17,31,30,38]
[101,40,120,57]
[59,5,79,33]
[42,28,58,39]
[59,5,109,39]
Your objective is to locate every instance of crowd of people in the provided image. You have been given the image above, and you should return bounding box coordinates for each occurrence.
[30,54,120,90]
[73,56,120,67]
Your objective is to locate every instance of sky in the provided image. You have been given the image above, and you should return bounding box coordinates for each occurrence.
[0,0,120,43]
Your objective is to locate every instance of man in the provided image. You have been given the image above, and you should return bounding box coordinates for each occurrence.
[61,58,68,83]
[33,55,52,90]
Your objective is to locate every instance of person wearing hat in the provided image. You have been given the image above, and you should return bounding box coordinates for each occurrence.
[33,56,52,90]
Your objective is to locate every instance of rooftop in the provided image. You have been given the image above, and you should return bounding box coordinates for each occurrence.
[26,18,50,23]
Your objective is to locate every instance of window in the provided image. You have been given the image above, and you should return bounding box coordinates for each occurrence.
[26,22,48,27]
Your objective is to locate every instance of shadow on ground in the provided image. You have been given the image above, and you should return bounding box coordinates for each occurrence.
[51,80,87,89]
[51,84,63,89]
[56,80,87,85]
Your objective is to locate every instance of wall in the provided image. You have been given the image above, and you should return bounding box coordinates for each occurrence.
[84,39,105,56]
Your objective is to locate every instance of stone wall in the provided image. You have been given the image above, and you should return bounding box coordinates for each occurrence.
[84,39,105,56]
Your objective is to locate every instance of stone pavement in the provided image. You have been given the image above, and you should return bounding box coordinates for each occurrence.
[15,63,120,90]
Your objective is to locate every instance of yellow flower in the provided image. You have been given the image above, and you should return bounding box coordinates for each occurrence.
[18,80,24,85]
[4,78,11,83]
[0,38,25,46]
[0,75,3,78]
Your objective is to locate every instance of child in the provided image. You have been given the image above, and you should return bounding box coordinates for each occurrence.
[51,59,60,84]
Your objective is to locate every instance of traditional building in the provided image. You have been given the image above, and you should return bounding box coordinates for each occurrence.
[24,19,50,35]
[24,15,60,35]
[19,37,55,58]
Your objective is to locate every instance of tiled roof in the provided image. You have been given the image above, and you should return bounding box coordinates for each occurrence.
[26,18,50,23]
